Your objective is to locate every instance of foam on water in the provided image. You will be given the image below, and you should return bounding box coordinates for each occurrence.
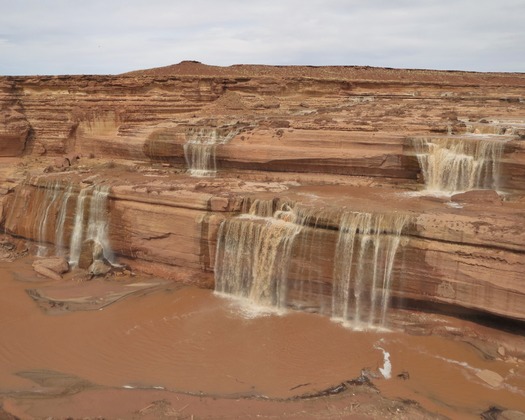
[214,291,288,319]
[377,347,392,379]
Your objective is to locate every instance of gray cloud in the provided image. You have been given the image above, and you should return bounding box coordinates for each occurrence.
[0,0,524,75]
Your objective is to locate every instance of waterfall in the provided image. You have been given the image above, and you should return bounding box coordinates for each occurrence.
[214,203,302,309]
[332,211,409,329]
[68,187,90,266]
[242,198,276,218]
[55,184,74,256]
[412,137,506,193]
[5,177,114,266]
[183,127,237,177]
[8,178,74,257]
[215,199,409,325]
[36,180,62,256]
[69,185,113,267]
[288,205,339,313]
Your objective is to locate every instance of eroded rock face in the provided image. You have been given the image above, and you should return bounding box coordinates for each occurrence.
[1,62,524,324]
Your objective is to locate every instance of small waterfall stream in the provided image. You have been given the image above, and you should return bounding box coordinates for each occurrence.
[69,185,113,267]
[183,127,238,177]
[412,136,506,193]
[35,180,62,256]
[5,177,113,266]
[55,184,74,257]
[215,200,302,309]
[10,178,75,257]
[68,187,90,265]
[332,211,409,328]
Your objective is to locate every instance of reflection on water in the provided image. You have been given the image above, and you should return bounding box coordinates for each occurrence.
[0,258,524,418]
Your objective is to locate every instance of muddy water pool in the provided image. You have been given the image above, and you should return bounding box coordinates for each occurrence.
[0,257,524,419]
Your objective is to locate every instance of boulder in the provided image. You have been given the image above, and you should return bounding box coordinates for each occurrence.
[33,264,62,281]
[78,240,104,270]
[451,190,502,206]
[32,257,69,274]
[475,369,504,388]
[88,259,112,277]
[501,410,525,420]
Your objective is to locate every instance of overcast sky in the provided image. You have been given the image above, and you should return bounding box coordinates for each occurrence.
[1,0,524,75]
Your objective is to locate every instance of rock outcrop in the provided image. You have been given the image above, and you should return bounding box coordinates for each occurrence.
[1,62,524,324]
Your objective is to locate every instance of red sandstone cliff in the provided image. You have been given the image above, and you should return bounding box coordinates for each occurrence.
[1,62,524,324]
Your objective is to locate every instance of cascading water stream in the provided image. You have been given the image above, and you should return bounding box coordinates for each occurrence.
[183,127,239,177]
[69,185,113,267]
[36,180,62,256]
[4,178,113,265]
[68,187,90,266]
[184,130,219,177]
[86,185,114,263]
[214,200,302,309]
[55,184,74,257]
[332,211,409,329]
[412,137,506,193]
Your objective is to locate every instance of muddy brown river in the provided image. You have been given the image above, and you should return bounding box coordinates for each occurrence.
[1,257,524,419]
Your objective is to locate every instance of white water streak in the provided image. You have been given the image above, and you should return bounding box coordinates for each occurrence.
[55,184,73,256]
[36,180,61,256]
[68,188,90,266]
[86,185,114,262]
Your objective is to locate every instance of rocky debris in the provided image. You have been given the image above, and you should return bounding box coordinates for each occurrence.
[481,407,525,420]
[451,190,502,206]
[78,239,104,270]
[482,406,505,420]
[292,374,376,400]
[76,239,115,279]
[0,240,23,262]
[88,259,112,278]
[500,410,525,420]
[397,371,410,380]
[0,404,19,420]
[136,399,182,417]
[33,256,69,274]
[476,369,504,388]
[32,257,69,280]
[33,264,62,281]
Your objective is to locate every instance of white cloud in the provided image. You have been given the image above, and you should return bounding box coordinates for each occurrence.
[0,0,524,74]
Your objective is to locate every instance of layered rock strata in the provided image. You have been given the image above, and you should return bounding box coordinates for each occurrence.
[0,62,524,324]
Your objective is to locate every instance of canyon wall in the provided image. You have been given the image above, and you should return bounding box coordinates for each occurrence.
[1,62,524,325]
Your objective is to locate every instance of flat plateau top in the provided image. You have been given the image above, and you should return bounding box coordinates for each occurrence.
[122,60,525,85]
